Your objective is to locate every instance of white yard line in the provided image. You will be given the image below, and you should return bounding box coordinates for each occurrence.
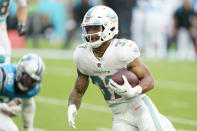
[96,128,192,131]
[156,80,197,92]
[36,96,197,127]
[97,127,111,131]
[167,116,197,127]
[171,101,190,109]
[176,129,192,131]
[34,128,47,131]
[36,96,110,113]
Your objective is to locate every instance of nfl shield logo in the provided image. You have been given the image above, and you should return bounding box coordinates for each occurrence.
[97,63,101,68]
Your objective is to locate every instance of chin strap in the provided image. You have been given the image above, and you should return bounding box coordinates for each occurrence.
[17,82,28,91]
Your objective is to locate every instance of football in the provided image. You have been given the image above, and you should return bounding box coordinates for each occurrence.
[111,70,139,87]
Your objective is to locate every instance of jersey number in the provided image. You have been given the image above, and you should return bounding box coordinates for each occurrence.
[0,0,10,16]
[91,76,121,101]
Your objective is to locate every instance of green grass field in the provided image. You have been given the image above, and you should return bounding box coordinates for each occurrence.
[13,58,197,131]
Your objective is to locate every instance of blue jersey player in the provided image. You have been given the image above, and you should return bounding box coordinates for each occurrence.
[0,53,45,131]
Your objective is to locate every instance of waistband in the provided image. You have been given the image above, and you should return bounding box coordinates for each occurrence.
[109,94,145,114]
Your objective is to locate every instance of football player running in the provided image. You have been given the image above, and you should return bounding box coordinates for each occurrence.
[67,5,176,131]
[0,0,27,64]
[0,53,45,131]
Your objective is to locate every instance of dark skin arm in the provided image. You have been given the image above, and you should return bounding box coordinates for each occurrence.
[68,69,89,109]
[127,58,154,93]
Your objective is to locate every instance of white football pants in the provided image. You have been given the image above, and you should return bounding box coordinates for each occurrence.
[0,21,11,64]
[112,95,176,131]
[0,110,19,131]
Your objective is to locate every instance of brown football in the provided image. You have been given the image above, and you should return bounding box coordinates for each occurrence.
[111,70,139,87]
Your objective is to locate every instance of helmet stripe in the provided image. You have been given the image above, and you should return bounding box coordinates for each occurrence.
[37,65,43,77]
[85,8,94,22]
[35,59,42,77]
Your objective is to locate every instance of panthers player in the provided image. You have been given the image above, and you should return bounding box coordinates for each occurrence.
[0,53,45,131]
[67,5,176,131]
[0,0,27,64]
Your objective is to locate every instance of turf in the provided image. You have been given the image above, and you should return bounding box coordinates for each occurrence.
[13,58,197,131]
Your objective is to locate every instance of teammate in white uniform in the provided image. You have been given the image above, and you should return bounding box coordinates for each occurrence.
[67,5,176,131]
[0,0,27,64]
[0,1,27,130]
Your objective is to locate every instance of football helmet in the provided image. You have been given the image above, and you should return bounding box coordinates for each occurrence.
[81,5,119,48]
[16,53,45,91]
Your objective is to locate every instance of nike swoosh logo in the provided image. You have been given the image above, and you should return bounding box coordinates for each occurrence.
[135,105,141,111]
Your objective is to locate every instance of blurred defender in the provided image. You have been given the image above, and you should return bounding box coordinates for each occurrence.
[67,5,176,131]
[0,53,45,131]
[0,0,27,64]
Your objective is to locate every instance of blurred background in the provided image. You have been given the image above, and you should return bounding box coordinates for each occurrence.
[8,0,197,130]
[8,0,197,61]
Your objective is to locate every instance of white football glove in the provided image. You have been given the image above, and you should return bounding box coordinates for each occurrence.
[67,104,77,129]
[108,75,142,98]
[0,99,22,117]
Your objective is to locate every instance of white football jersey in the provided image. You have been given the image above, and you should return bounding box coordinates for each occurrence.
[74,39,176,130]
[0,0,26,19]
[0,0,26,64]
[74,39,140,112]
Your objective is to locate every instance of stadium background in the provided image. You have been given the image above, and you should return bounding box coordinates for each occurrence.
[6,0,197,130]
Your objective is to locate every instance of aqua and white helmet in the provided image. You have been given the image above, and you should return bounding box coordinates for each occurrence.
[16,53,45,91]
[81,5,119,48]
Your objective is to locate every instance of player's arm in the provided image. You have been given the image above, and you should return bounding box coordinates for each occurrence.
[67,69,89,128]
[127,58,154,93]
[108,58,154,98]
[17,5,27,25]
[21,97,35,131]
[15,0,27,35]
[68,69,89,108]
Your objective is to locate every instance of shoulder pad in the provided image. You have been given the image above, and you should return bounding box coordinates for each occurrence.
[73,44,90,75]
[112,39,140,64]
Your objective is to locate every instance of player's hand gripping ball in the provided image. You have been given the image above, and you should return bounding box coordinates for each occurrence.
[111,70,139,87]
